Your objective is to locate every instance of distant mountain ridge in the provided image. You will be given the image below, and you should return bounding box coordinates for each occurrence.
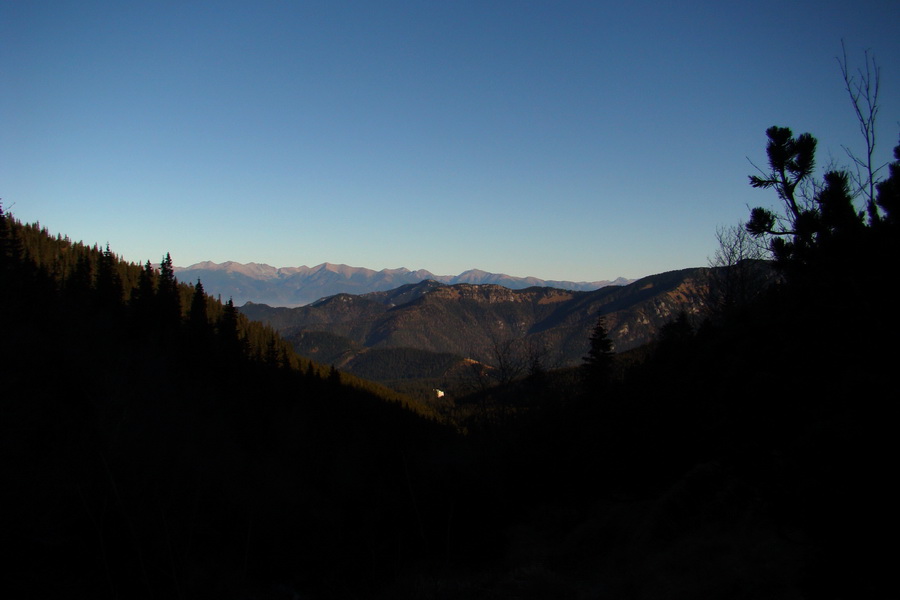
[239,267,713,379]
[175,261,631,307]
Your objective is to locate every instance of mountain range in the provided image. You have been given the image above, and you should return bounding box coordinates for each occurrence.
[239,267,713,393]
[175,261,631,307]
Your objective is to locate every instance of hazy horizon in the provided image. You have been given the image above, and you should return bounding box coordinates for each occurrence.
[175,258,633,283]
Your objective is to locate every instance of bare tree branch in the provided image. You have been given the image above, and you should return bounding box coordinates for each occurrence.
[838,40,887,219]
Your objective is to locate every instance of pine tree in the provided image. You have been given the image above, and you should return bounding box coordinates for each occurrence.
[0,203,21,303]
[218,297,239,338]
[157,252,181,325]
[875,137,900,225]
[0,203,17,282]
[216,297,247,359]
[266,337,282,368]
[746,126,866,271]
[305,361,318,380]
[67,253,94,303]
[583,315,614,387]
[95,243,123,308]
[189,279,209,331]
[131,261,156,312]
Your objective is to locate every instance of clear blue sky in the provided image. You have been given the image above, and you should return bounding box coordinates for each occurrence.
[3,1,898,281]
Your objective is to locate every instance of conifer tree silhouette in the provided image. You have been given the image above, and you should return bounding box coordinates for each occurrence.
[130,260,156,315]
[189,279,208,330]
[157,252,181,326]
[875,137,900,224]
[95,243,123,309]
[583,315,613,387]
[747,126,866,272]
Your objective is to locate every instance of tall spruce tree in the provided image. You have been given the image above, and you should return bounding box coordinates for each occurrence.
[95,243,123,308]
[0,203,21,304]
[131,260,156,312]
[189,279,209,331]
[157,252,181,325]
[0,203,16,282]
[67,253,94,302]
[583,315,614,387]
[217,297,247,359]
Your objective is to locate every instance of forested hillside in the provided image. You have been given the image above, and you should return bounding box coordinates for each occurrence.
[2,129,898,598]
[0,212,460,598]
[240,267,717,389]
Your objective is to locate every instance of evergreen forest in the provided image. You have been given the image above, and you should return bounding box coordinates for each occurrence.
[3,120,899,597]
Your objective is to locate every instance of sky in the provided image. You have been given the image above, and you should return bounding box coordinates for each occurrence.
[3,1,899,282]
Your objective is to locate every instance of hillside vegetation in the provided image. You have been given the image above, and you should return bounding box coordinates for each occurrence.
[2,127,898,598]
[240,267,719,395]
[1,213,458,598]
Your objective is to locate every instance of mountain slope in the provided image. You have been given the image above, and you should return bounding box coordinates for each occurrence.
[0,211,464,598]
[240,268,712,380]
[176,260,630,306]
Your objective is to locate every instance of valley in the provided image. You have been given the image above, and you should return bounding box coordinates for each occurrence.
[239,268,713,397]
